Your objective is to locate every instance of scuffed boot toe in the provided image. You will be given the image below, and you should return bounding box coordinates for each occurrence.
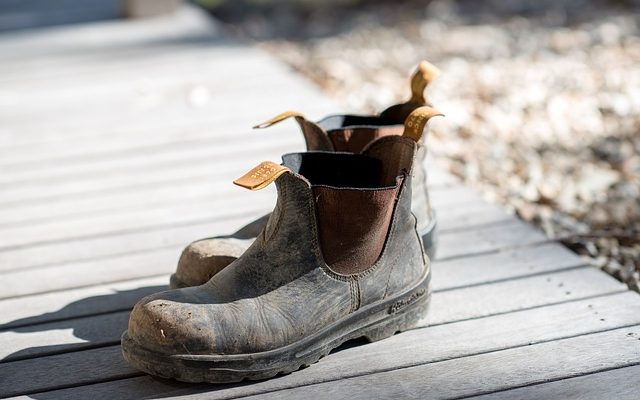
[125,289,220,356]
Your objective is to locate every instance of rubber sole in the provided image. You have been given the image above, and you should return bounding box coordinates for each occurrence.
[122,272,431,383]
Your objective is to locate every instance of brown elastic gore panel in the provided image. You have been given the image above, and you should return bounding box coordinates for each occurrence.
[328,126,404,153]
[313,181,402,275]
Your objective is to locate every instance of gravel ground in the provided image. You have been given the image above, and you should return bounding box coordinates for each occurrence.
[208,0,640,291]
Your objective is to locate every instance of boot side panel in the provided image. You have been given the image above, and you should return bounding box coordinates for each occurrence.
[357,174,429,308]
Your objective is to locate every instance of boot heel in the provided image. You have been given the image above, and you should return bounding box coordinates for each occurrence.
[361,295,431,342]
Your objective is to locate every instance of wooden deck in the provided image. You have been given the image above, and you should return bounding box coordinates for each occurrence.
[1,6,639,399]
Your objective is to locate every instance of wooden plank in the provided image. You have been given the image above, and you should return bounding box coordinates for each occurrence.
[1,264,616,362]
[0,92,334,149]
[0,182,495,253]
[0,311,129,362]
[0,189,273,250]
[0,187,506,271]
[0,219,552,298]
[0,163,456,229]
[433,242,583,291]
[0,75,332,145]
[468,364,640,400]
[0,177,258,228]
[3,292,639,399]
[0,128,450,207]
[0,276,167,329]
[0,149,288,207]
[0,210,266,272]
[425,267,625,325]
[0,6,221,64]
[436,219,547,260]
[0,74,315,129]
[0,112,306,170]
[0,0,121,32]
[0,62,297,118]
[0,243,587,328]
[437,200,512,232]
[0,346,139,398]
[234,326,640,400]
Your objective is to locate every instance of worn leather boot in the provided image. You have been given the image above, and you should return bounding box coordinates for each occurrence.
[122,107,440,383]
[170,61,442,289]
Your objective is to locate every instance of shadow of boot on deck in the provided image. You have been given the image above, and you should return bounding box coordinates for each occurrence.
[0,285,167,363]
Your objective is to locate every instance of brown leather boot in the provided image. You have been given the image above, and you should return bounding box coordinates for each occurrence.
[122,107,439,383]
[170,60,442,289]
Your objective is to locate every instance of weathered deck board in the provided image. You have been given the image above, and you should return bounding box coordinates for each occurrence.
[468,364,640,400]
[1,4,639,400]
[0,178,464,230]
[1,266,625,363]
[4,293,639,399]
[0,243,584,333]
[0,176,483,251]
[0,220,549,299]
[234,326,640,400]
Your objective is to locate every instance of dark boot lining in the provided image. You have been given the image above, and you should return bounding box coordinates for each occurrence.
[316,114,400,131]
[282,152,394,188]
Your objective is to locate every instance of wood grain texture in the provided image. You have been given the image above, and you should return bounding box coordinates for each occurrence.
[425,267,625,325]
[433,242,583,291]
[0,276,168,329]
[0,166,471,250]
[0,311,129,362]
[0,180,498,258]
[0,242,586,331]
[468,364,640,400]
[0,219,555,299]
[235,326,640,400]
[436,219,547,260]
[2,4,637,399]
[0,161,456,229]
[5,293,639,399]
[0,265,619,364]
[0,346,140,398]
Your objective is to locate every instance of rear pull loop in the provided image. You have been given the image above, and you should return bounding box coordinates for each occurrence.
[403,106,444,142]
[379,60,441,124]
[409,60,441,105]
[253,111,306,129]
[233,161,291,191]
[253,111,334,151]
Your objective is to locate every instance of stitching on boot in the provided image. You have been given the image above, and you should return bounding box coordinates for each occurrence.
[348,278,361,312]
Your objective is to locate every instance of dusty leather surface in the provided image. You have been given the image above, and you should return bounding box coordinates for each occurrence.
[173,60,441,287]
[128,140,428,356]
[174,124,434,287]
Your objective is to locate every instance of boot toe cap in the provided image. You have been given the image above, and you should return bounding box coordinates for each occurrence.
[127,289,219,355]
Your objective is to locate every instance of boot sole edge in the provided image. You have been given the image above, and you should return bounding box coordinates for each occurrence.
[122,272,432,383]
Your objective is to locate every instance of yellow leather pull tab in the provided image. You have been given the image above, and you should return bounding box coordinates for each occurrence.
[233,161,291,191]
[253,111,306,129]
[403,106,444,142]
[409,60,441,104]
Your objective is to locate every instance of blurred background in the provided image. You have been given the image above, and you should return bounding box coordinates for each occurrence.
[1,0,639,292]
[208,0,640,292]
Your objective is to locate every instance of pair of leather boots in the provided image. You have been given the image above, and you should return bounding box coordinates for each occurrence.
[122,61,444,383]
